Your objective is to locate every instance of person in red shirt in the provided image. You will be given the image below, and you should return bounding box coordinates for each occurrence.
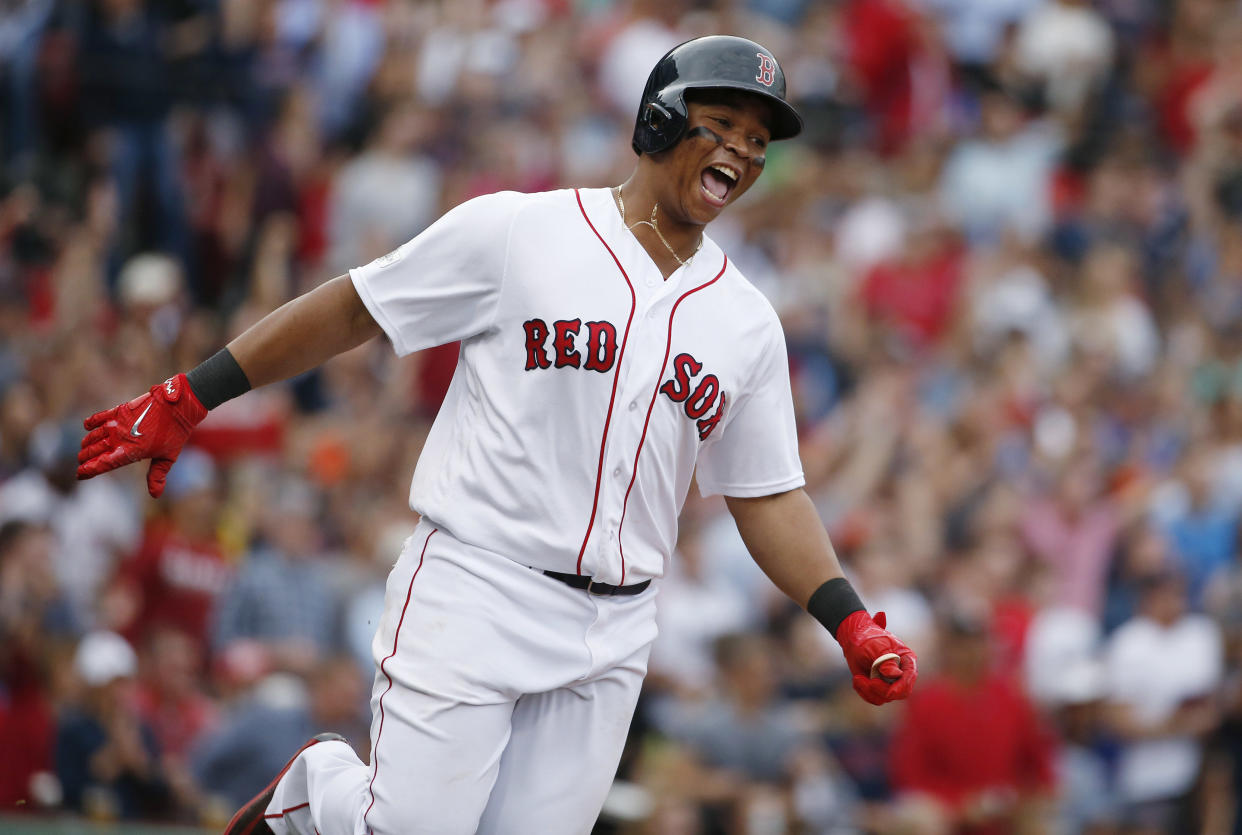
[104,449,232,658]
[0,521,61,810]
[840,0,951,154]
[860,217,965,353]
[134,627,218,759]
[132,626,220,816]
[890,610,1055,834]
[1138,0,1223,155]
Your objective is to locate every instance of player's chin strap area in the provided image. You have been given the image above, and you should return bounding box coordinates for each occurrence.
[539,569,652,597]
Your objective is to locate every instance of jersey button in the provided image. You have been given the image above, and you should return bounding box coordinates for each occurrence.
[628,401,638,411]
[613,467,622,477]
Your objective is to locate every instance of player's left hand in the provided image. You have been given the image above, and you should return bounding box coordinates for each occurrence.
[835,610,917,705]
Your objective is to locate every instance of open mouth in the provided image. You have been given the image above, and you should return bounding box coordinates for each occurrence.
[700,163,739,208]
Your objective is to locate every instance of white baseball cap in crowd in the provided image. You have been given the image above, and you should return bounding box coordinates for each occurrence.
[1049,657,1107,706]
[74,631,138,687]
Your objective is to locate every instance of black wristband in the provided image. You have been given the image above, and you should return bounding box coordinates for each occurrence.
[807,577,866,640]
[186,348,252,411]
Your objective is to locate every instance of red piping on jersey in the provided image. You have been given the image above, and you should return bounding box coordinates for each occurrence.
[573,188,637,576]
[364,527,437,833]
[264,801,311,819]
[616,257,728,584]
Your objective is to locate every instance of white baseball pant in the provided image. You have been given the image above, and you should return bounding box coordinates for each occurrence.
[263,520,658,834]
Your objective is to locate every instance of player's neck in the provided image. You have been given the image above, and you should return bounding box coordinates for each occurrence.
[615,175,704,278]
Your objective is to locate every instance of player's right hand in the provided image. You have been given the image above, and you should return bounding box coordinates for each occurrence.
[77,374,208,498]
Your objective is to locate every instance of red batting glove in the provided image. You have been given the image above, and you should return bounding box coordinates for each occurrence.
[836,610,918,705]
[77,374,208,498]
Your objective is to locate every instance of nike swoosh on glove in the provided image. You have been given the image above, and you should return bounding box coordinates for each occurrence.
[835,610,918,705]
[77,374,208,498]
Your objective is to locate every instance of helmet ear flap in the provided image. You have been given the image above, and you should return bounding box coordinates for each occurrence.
[645,101,673,130]
[635,96,685,155]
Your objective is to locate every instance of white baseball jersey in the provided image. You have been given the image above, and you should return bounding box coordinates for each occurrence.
[349,186,803,586]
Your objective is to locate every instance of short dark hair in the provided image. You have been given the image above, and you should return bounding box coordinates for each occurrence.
[712,632,767,670]
[0,519,38,559]
[1135,568,1183,595]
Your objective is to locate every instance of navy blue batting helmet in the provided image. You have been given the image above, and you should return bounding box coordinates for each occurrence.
[631,36,803,155]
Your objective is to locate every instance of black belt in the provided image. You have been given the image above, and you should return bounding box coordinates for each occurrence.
[542,570,651,597]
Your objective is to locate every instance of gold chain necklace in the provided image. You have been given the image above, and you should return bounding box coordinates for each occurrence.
[613,187,702,267]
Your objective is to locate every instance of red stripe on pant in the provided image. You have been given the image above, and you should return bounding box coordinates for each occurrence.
[364,527,437,832]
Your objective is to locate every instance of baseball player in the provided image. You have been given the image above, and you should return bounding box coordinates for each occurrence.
[77,36,917,835]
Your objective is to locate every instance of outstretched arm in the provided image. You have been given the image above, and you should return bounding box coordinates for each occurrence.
[725,487,918,705]
[78,276,382,496]
[227,274,382,388]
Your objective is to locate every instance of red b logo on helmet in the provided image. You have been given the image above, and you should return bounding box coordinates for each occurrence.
[755,53,776,87]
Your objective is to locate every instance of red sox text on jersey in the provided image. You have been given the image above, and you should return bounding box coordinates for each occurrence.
[524,320,726,441]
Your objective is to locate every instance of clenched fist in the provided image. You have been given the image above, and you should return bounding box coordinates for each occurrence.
[77,374,208,498]
[836,610,918,705]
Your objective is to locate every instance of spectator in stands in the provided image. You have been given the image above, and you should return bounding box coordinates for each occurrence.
[1206,563,1242,835]
[1044,659,1120,834]
[1154,448,1239,607]
[133,626,218,811]
[55,631,170,820]
[77,0,192,278]
[1020,456,1121,617]
[103,447,232,657]
[1104,569,1223,833]
[327,100,442,273]
[891,611,1056,833]
[920,0,1045,71]
[0,380,41,480]
[1102,525,1174,633]
[0,0,53,174]
[1069,242,1161,382]
[0,421,140,622]
[859,211,966,354]
[212,479,335,676]
[0,520,62,810]
[938,82,1062,247]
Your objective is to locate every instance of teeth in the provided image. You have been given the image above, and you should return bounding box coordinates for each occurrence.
[710,164,738,183]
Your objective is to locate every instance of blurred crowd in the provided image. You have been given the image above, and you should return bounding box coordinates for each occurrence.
[4,0,1242,833]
